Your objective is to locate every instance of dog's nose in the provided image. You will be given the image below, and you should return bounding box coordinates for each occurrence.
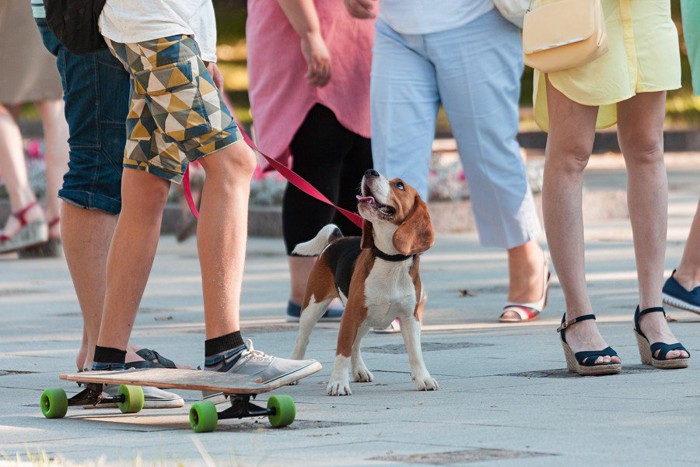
[365,169,379,178]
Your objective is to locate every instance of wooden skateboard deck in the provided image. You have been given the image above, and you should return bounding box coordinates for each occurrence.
[60,367,304,395]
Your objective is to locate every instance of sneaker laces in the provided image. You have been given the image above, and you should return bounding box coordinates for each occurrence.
[238,339,273,363]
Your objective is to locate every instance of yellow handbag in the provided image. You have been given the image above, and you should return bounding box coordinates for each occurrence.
[522,0,608,73]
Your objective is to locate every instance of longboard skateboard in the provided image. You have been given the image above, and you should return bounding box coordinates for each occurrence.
[40,365,321,432]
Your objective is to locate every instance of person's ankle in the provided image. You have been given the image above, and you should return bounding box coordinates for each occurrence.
[289,294,305,306]
[92,346,126,370]
[204,343,247,371]
[673,267,700,291]
[204,331,246,371]
[2,202,43,234]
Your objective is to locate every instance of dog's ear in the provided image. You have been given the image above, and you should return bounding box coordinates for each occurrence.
[393,196,434,255]
[361,220,374,249]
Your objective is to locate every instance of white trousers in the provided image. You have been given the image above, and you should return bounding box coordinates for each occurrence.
[370,9,541,248]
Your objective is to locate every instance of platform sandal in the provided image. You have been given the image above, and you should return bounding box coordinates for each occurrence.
[19,218,63,258]
[633,306,689,369]
[557,313,621,376]
[0,201,48,254]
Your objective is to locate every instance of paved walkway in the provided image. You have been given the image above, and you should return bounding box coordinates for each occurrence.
[0,155,699,466]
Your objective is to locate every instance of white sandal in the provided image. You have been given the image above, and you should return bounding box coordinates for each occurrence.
[500,257,550,322]
[371,318,401,334]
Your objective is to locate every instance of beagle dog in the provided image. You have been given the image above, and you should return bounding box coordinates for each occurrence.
[291,169,438,396]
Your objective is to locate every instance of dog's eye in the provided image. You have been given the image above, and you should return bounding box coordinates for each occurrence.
[394,181,405,191]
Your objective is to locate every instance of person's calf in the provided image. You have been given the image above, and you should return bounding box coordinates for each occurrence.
[506,241,547,303]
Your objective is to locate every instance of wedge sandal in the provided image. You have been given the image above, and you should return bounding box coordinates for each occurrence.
[633,306,689,369]
[557,313,621,376]
[0,202,48,254]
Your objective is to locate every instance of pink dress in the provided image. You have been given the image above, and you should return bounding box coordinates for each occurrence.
[246,0,374,166]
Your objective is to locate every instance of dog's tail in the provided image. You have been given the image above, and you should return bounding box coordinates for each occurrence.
[292,224,343,256]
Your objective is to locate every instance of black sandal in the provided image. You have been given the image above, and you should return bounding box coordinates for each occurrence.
[557,313,621,376]
[633,306,689,369]
[130,348,177,369]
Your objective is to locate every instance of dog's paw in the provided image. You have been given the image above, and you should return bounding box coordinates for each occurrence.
[326,379,352,396]
[413,374,439,391]
[352,366,374,383]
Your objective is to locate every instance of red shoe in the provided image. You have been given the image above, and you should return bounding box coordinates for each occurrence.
[0,202,48,254]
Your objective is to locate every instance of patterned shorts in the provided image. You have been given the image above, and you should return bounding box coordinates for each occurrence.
[105,35,241,183]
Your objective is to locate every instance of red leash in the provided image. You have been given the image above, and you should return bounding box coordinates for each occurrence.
[183,98,363,229]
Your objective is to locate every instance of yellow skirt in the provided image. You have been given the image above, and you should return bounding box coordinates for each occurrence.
[533,0,681,131]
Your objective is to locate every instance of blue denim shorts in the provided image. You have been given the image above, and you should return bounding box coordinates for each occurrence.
[37,19,129,215]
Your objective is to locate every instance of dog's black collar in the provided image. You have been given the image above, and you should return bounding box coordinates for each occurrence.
[372,246,414,262]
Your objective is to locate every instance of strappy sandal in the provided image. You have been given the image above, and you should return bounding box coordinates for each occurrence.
[19,218,63,258]
[500,258,551,322]
[557,313,621,376]
[633,306,689,369]
[0,201,48,254]
[133,348,178,368]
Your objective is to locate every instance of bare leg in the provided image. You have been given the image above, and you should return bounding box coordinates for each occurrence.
[673,199,700,289]
[96,169,170,350]
[500,240,546,320]
[76,328,88,370]
[542,79,619,365]
[36,100,69,237]
[62,203,117,368]
[289,256,317,305]
[196,141,257,339]
[0,104,44,233]
[617,91,688,360]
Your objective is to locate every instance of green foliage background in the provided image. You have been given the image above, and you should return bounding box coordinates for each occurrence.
[215,1,700,128]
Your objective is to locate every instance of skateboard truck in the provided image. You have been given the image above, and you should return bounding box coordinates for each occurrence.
[67,384,107,407]
[220,394,275,420]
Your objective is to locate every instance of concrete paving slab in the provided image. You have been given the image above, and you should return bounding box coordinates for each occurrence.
[1,157,700,466]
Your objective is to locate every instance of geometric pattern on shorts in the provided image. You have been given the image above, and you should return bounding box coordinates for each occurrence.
[105,35,241,183]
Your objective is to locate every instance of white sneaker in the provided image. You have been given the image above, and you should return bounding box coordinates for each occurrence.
[203,339,321,405]
[371,318,401,334]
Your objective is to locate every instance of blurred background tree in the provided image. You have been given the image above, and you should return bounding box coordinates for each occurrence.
[214,1,700,130]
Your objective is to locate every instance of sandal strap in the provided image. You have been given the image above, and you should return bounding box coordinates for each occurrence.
[0,201,40,242]
[637,306,666,318]
[12,201,39,227]
[556,313,596,333]
[634,305,666,336]
[574,346,619,366]
[135,348,177,368]
[650,342,690,360]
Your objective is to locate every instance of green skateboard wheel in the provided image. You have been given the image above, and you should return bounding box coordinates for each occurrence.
[267,395,295,427]
[40,388,68,419]
[117,384,144,413]
[190,401,218,433]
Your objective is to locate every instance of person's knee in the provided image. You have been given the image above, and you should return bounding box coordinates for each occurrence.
[122,170,170,214]
[620,135,664,166]
[199,142,257,184]
[547,139,593,174]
